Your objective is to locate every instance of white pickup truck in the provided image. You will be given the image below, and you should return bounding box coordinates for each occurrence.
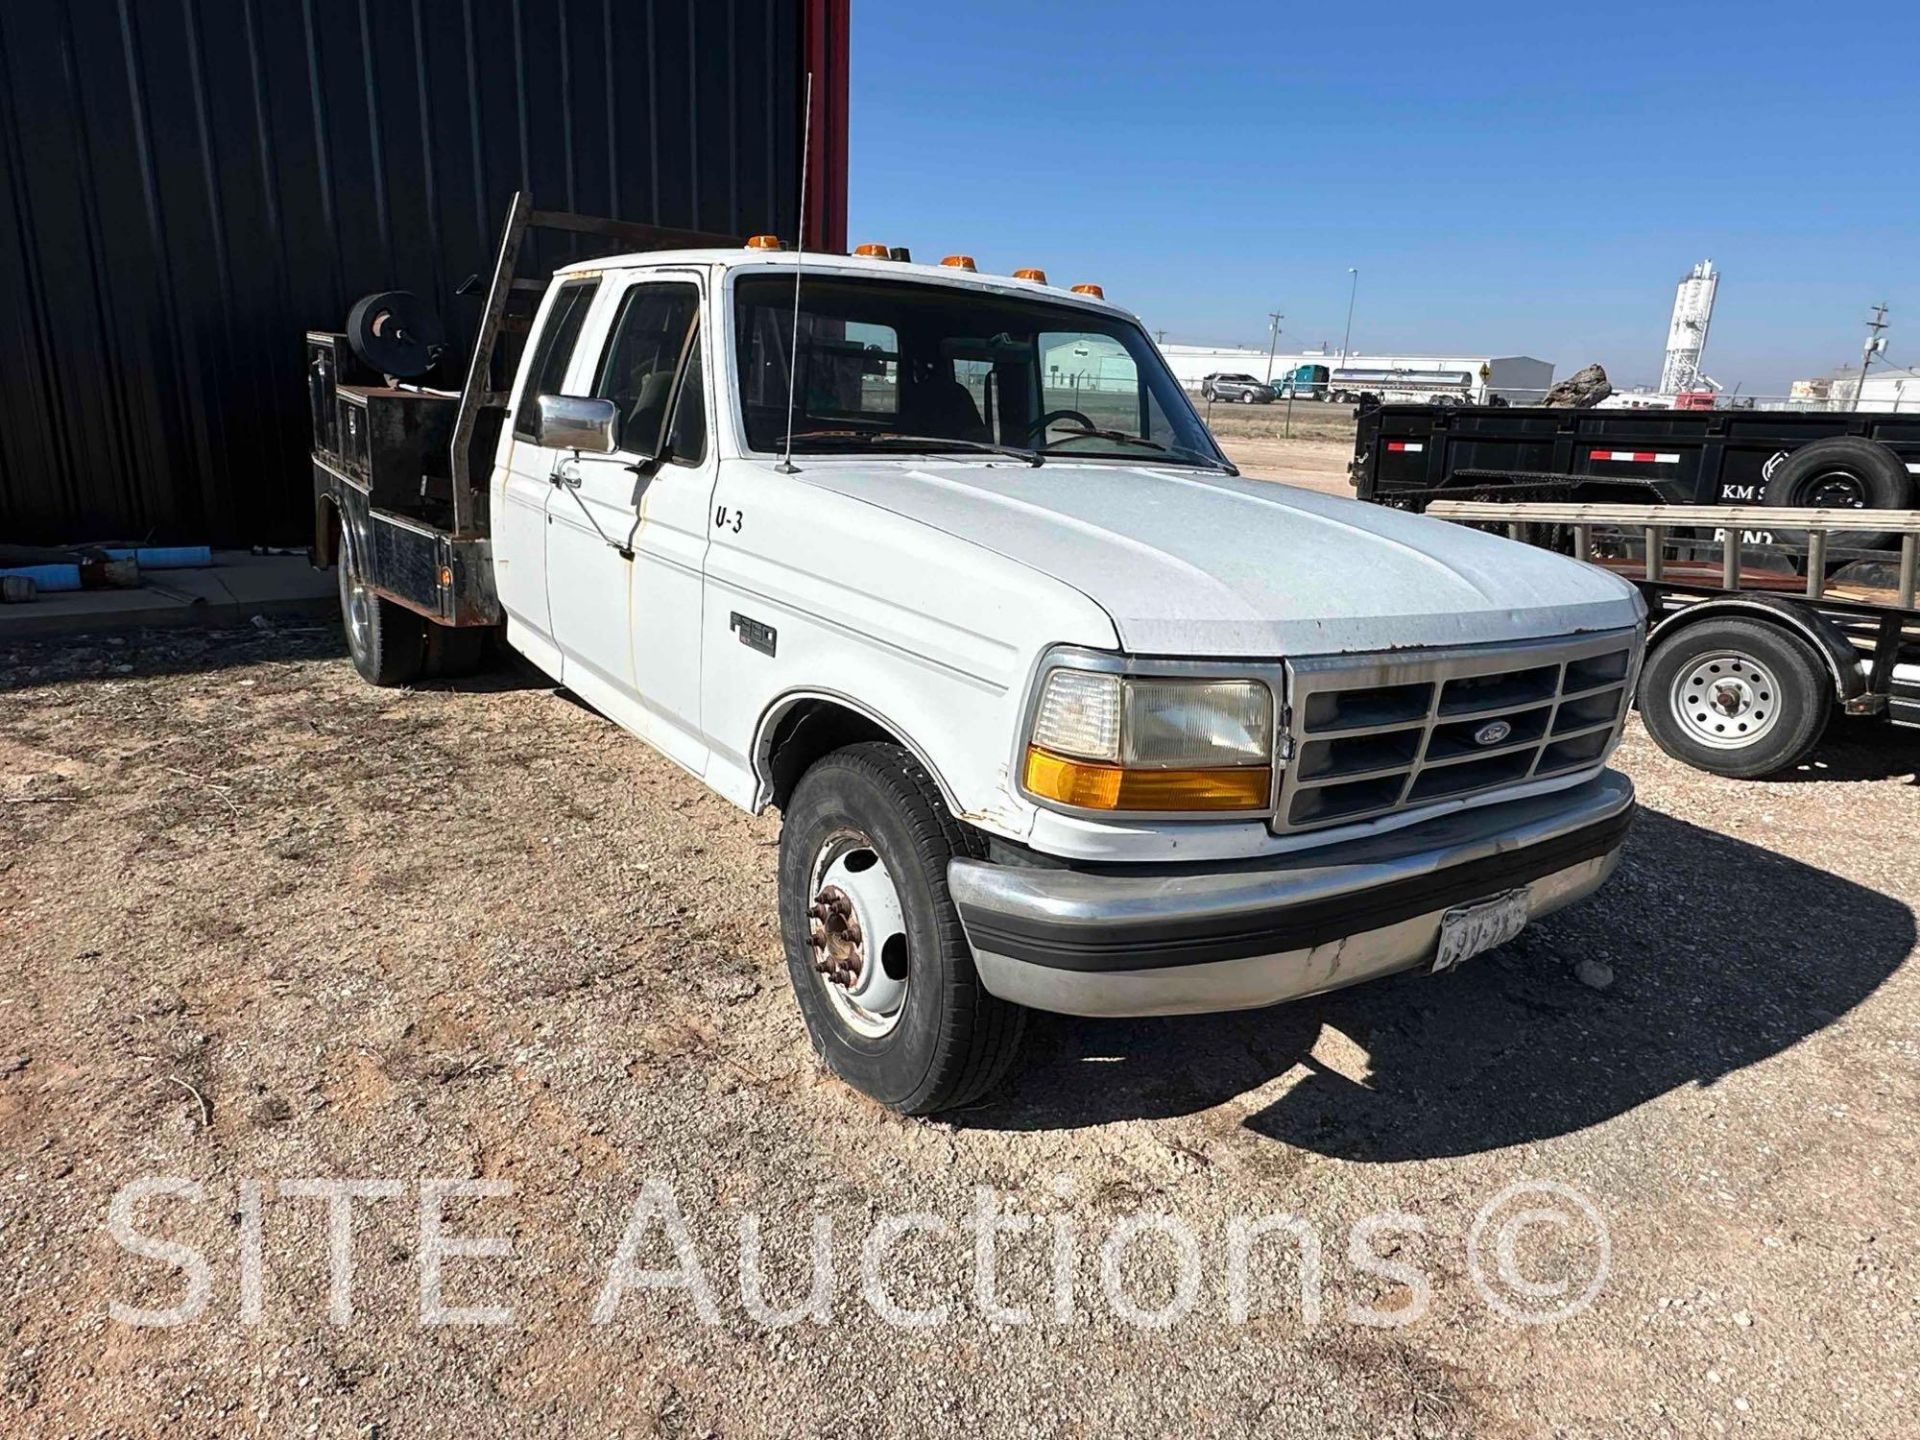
[310,200,1645,1113]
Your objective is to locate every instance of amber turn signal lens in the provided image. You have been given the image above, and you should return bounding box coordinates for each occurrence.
[1023,747,1270,812]
[853,242,889,257]
[1012,267,1048,283]
[940,254,977,270]
[745,234,784,250]
[1070,282,1104,298]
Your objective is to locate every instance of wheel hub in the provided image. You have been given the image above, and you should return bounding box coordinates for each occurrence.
[1803,470,1865,509]
[1671,652,1781,749]
[805,831,910,1037]
[340,535,373,658]
[808,884,864,987]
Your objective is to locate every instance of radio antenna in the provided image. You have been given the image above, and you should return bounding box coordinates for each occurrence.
[776,72,813,475]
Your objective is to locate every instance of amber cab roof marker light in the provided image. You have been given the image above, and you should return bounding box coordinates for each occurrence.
[1071,283,1104,298]
[940,254,976,271]
[852,242,889,257]
[1012,267,1048,283]
[745,234,784,250]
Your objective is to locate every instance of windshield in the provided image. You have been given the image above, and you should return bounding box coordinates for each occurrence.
[732,273,1228,467]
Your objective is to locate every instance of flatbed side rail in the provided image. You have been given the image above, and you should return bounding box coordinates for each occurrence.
[446,192,740,538]
[1423,500,1920,611]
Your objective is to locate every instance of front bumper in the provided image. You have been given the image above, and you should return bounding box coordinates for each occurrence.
[948,771,1634,1018]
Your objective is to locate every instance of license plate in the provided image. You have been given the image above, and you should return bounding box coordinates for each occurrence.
[1431,889,1530,974]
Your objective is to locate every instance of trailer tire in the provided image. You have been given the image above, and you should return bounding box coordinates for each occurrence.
[779,743,1027,1115]
[1762,437,1911,552]
[1639,617,1830,778]
[337,527,427,687]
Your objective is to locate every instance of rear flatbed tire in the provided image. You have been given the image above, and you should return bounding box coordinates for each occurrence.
[337,529,427,687]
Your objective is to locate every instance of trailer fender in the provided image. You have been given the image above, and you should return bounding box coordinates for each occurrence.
[1645,593,1865,703]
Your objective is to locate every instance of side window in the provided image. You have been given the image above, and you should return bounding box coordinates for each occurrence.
[664,329,707,466]
[513,279,600,442]
[593,282,700,458]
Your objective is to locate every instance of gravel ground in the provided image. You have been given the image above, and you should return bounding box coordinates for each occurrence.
[2,610,1916,1437]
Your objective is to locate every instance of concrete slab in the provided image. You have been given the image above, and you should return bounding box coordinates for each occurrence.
[0,551,336,640]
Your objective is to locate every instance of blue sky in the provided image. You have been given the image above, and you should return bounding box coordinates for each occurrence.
[848,2,1920,395]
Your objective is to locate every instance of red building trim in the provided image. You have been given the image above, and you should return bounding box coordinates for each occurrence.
[802,0,850,252]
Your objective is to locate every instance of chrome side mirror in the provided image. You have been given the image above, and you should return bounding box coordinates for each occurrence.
[534,394,620,454]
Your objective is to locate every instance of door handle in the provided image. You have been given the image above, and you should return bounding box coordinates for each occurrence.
[553,458,582,489]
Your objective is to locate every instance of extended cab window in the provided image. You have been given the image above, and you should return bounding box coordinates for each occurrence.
[593,282,703,464]
[513,278,600,442]
[732,273,1224,467]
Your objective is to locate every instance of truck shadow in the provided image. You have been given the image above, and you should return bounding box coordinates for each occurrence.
[0,624,549,695]
[961,807,1914,1160]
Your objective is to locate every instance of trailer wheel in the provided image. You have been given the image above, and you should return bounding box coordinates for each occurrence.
[337,527,427,686]
[778,743,1026,1114]
[1639,618,1830,778]
[1762,437,1911,552]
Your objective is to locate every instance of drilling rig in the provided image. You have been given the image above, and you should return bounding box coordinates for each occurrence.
[1658,259,1720,407]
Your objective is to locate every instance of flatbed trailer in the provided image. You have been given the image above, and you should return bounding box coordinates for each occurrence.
[1423,498,1920,776]
[1355,403,1920,555]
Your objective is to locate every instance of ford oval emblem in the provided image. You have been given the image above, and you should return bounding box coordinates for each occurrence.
[1474,720,1512,747]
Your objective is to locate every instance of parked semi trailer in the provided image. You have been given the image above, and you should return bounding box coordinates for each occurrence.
[309,197,1646,1113]
[1353,402,1920,551]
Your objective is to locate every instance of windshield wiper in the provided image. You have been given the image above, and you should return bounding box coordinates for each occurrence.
[1042,427,1237,474]
[781,429,1043,466]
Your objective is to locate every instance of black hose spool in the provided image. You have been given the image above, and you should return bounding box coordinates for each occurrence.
[345,290,447,379]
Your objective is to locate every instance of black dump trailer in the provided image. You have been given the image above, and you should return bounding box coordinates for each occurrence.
[1353,404,1920,553]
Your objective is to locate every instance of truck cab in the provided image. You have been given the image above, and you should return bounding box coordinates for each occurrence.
[316,220,1646,1114]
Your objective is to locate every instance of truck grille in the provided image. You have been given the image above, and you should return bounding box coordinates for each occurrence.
[1277,629,1640,832]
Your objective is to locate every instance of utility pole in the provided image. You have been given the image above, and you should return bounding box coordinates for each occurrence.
[1154,327,1167,345]
[1341,268,1359,361]
[1264,311,1284,385]
[1855,302,1889,409]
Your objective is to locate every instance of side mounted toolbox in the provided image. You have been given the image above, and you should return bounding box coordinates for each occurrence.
[305,331,380,464]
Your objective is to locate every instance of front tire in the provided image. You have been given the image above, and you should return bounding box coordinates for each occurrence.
[1639,618,1831,777]
[778,743,1026,1114]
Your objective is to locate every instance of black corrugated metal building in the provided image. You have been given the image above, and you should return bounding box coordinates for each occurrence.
[0,0,848,546]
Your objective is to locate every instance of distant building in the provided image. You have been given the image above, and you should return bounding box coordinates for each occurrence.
[1154,344,1554,405]
[1856,373,1920,412]
[1786,371,1918,412]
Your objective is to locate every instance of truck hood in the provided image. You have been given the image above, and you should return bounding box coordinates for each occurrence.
[784,459,1643,656]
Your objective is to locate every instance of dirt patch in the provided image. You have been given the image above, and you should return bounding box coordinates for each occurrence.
[2,623,1915,1436]
[1204,400,1358,496]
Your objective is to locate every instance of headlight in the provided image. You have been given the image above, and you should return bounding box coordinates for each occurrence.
[1025,669,1274,812]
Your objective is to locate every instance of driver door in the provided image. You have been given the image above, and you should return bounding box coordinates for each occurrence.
[545,274,715,773]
